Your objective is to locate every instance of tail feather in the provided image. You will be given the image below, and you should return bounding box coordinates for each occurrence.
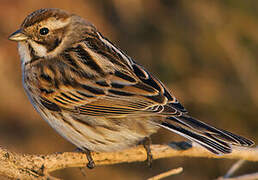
[160,115,254,154]
[171,116,244,145]
[219,129,254,146]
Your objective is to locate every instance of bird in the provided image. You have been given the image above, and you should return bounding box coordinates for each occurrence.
[9,8,254,168]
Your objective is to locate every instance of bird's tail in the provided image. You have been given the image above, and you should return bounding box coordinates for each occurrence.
[160,115,254,154]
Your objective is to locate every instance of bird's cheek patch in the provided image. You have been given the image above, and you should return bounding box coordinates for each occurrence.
[28,40,48,57]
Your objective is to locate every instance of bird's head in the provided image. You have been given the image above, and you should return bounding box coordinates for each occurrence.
[9,8,97,59]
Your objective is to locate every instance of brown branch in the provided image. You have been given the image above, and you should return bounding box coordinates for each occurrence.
[0,143,257,179]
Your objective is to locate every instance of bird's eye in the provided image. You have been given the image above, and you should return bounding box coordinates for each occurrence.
[39,27,49,35]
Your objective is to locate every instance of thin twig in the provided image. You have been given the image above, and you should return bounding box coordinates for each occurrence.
[224,160,246,178]
[147,167,183,180]
[217,172,258,180]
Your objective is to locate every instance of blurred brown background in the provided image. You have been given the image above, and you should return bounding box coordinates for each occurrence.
[0,0,257,179]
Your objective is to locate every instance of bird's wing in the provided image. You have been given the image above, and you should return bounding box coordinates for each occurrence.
[77,64,187,116]
[39,33,186,117]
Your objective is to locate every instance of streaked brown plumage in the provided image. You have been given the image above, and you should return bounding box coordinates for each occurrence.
[9,8,254,167]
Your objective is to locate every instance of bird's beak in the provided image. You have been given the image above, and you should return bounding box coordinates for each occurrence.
[8,29,28,41]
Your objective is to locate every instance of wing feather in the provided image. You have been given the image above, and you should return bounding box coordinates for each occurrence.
[36,34,186,117]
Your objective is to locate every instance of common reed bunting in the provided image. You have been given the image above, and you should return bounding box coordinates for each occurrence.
[9,8,253,168]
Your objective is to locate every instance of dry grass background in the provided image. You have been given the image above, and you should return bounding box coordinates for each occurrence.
[0,0,257,179]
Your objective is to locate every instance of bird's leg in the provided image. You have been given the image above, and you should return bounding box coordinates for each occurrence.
[84,149,95,169]
[142,137,153,167]
[76,148,95,169]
